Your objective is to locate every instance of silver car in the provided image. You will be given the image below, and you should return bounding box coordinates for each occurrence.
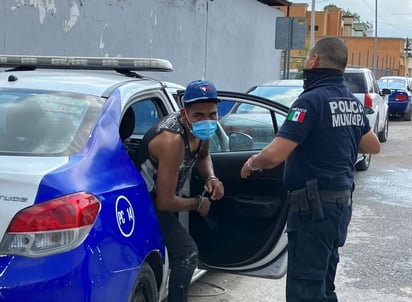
[343,68,390,142]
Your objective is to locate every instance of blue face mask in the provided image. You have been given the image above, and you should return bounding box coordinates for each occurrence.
[190,119,218,140]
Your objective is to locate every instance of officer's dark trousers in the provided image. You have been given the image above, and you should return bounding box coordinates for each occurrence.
[286,197,352,302]
[156,210,198,302]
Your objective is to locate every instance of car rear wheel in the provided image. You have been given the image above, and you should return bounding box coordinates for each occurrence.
[403,106,412,121]
[355,153,371,171]
[130,262,158,302]
[378,114,389,142]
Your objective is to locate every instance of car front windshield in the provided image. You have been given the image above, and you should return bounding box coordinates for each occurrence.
[0,89,102,156]
[249,86,302,107]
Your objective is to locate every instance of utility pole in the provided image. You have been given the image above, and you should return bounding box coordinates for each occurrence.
[404,37,411,76]
[310,0,315,48]
[373,0,378,71]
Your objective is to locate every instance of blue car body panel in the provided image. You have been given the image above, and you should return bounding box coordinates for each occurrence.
[387,92,410,114]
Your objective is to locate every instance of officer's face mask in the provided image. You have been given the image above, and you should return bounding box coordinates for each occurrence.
[185,110,218,140]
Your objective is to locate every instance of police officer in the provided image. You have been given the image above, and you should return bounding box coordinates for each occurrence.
[137,80,224,302]
[241,37,380,301]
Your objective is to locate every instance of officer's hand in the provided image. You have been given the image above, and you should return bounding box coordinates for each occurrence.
[241,155,262,179]
[241,161,252,179]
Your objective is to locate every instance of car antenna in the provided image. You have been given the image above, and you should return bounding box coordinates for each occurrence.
[115,69,143,78]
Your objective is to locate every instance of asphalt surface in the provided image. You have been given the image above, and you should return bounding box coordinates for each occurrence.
[188,120,412,302]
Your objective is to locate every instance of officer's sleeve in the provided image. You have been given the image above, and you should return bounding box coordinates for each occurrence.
[276,96,317,145]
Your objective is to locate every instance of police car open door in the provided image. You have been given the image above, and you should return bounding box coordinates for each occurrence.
[189,92,290,279]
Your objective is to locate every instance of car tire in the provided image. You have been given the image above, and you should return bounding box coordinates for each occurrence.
[403,106,412,121]
[130,262,158,302]
[378,114,389,143]
[355,153,371,171]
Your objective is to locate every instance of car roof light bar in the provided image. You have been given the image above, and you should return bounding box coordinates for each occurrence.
[0,55,173,72]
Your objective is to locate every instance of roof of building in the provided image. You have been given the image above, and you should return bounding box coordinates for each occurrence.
[258,0,291,6]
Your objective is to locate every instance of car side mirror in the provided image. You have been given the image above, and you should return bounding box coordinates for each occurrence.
[381,88,391,95]
[229,132,253,151]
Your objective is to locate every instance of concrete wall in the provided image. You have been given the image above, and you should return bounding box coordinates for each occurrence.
[0,0,284,91]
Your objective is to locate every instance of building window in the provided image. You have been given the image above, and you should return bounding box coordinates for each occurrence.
[308,25,319,31]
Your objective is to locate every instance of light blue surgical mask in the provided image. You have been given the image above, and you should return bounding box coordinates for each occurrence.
[190,119,218,140]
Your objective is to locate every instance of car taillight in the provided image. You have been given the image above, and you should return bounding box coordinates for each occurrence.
[0,192,101,258]
[394,92,408,102]
[364,93,373,108]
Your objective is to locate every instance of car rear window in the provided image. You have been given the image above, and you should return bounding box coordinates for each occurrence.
[343,73,366,93]
[377,79,406,91]
[0,89,102,156]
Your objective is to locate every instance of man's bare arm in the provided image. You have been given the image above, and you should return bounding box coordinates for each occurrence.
[195,141,224,200]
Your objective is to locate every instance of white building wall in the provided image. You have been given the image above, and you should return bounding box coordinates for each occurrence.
[0,0,284,91]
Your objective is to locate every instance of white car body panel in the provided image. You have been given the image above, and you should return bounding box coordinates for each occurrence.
[0,157,68,237]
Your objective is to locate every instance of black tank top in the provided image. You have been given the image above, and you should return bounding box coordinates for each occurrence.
[137,112,203,197]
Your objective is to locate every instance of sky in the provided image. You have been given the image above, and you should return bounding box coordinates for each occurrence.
[290,0,412,39]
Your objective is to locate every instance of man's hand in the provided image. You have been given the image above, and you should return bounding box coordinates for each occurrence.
[197,197,211,216]
[206,177,224,200]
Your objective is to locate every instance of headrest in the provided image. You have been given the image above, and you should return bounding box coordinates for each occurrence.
[119,107,135,141]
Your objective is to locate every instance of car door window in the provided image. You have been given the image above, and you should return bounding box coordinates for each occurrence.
[121,98,168,166]
[214,99,284,152]
[130,100,161,137]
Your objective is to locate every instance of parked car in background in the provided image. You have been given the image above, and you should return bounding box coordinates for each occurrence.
[247,79,303,108]
[377,76,412,121]
[0,55,290,302]
[245,76,385,171]
[343,68,390,142]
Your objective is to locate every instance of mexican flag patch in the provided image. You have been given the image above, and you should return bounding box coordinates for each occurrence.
[287,108,307,123]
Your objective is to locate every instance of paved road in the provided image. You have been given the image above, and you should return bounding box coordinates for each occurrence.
[188,120,412,302]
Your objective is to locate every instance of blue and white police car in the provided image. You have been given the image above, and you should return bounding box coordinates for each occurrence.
[0,55,290,301]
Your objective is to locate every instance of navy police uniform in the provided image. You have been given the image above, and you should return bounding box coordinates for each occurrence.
[277,68,371,301]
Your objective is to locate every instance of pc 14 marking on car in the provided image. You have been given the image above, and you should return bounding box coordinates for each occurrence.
[0,195,28,202]
[116,195,135,237]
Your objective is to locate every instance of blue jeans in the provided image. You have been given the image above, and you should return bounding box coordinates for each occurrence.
[156,210,198,302]
[285,197,353,302]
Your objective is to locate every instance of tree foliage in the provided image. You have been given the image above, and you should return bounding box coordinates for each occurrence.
[324,4,360,22]
[323,3,371,30]
[342,9,361,23]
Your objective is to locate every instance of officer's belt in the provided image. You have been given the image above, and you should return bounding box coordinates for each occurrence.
[287,189,352,217]
[319,189,352,204]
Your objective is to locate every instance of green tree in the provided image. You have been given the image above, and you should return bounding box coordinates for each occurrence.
[323,4,337,10]
[323,4,372,32]
[323,4,360,22]
[342,9,361,23]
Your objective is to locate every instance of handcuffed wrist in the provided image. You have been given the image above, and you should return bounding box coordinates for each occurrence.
[194,195,203,211]
[206,175,219,183]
